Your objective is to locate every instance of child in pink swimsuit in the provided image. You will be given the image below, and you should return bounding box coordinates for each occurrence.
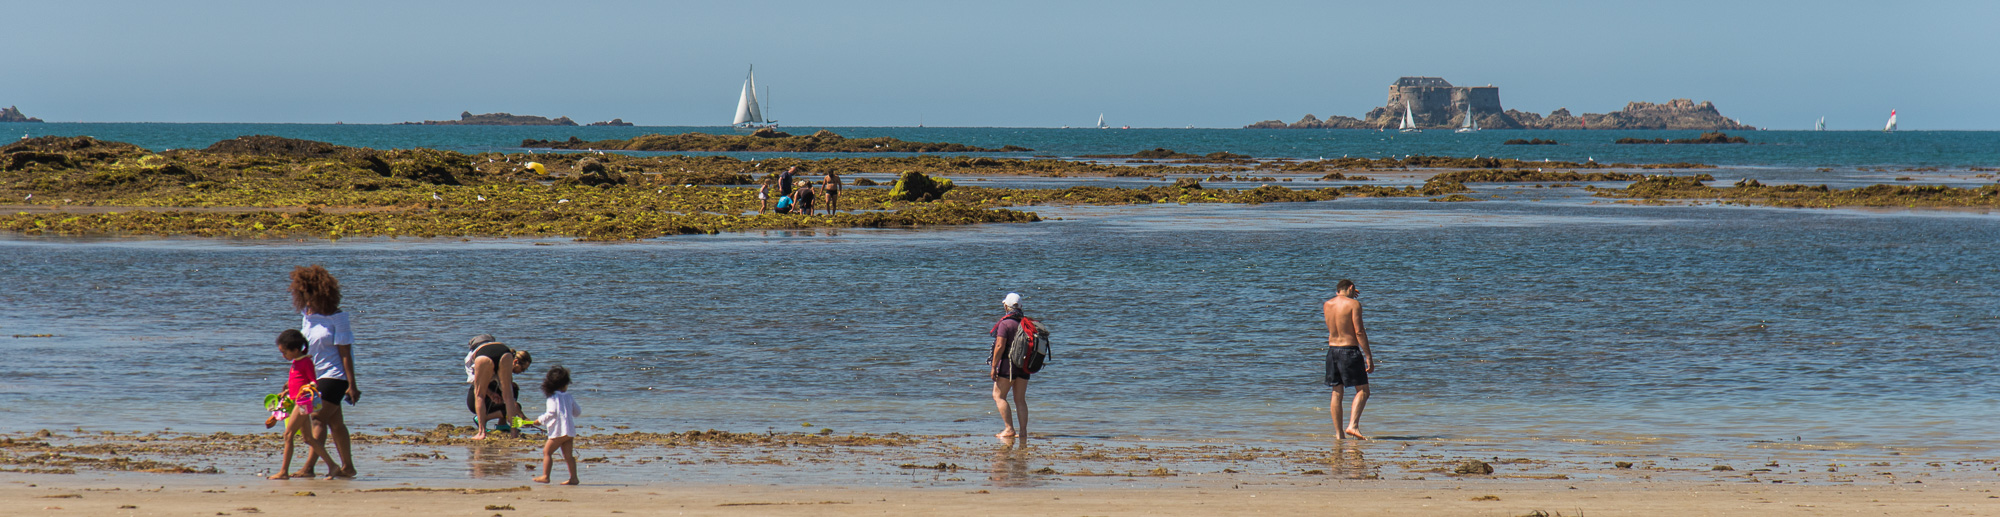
[267,330,337,480]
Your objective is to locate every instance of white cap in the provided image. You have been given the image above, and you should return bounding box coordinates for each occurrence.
[1002,292,1021,306]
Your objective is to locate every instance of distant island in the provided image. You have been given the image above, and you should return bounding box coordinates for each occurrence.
[1247,77,1755,130]
[521,128,1032,153]
[1,106,44,123]
[1616,132,1750,144]
[398,111,632,126]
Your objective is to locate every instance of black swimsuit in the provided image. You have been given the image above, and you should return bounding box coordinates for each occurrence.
[467,343,516,415]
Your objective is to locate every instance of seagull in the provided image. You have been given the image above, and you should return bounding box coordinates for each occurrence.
[557,199,569,203]
[24,194,31,201]
[432,194,442,201]
[477,195,486,201]
[594,149,604,155]
[19,133,26,140]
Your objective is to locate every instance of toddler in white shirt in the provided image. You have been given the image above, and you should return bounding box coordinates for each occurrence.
[533,366,581,485]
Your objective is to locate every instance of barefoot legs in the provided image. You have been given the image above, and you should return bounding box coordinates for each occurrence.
[1331,384,1370,440]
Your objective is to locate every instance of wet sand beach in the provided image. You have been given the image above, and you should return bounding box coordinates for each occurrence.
[4,428,1995,515]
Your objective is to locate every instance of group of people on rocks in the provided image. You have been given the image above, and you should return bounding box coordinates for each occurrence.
[759,166,842,215]
[266,266,583,485]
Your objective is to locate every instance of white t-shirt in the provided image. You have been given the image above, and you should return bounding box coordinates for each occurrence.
[536,391,581,438]
[301,311,354,380]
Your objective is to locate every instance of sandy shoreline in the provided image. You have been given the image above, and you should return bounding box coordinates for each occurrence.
[5,474,1994,516]
[5,427,1994,514]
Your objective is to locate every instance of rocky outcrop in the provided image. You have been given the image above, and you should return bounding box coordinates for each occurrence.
[399,111,582,126]
[1245,76,1755,130]
[1575,100,1756,130]
[1,106,44,123]
[586,119,634,127]
[1245,114,1372,129]
[1615,131,1751,144]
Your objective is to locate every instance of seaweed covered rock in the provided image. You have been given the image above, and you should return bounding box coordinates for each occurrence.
[576,158,608,174]
[1083,148,1197,159]
[1173,177,1203,189]
[752,127,794,138]
[1429,194,1479,202]
[205,136,355,158]
[1503,138,1560,145]
[886,171,955,201]
[2,136,150,171]
[1431,169,1644,183]
[378,148,471,185]
[1453,459,1495,475]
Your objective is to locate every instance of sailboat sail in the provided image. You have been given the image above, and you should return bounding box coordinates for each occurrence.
[1883,110,1897,132]
[1097,113,1106,129]
[1398,101,1422,132]
[1815,117,1825,131]
[733,67,764,125]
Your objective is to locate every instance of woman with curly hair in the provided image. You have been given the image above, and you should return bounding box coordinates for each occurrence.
[289,265,359,479]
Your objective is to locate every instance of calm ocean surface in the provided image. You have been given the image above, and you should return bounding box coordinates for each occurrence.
[0,124,1995,462]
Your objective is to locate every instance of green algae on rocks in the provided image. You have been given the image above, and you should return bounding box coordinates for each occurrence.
[1430,169,1678,183]
[1589,176,2000,208]
[521,129,1032,153]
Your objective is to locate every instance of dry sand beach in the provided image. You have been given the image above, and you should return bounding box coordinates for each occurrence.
[5,472,1994,516]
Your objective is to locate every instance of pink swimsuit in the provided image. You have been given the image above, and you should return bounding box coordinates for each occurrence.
[285,358,318,414]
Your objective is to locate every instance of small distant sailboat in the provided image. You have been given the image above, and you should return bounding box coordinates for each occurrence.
[1398,102,1421,133]
[1815,117,1825,131]
[1455,106,1479,133]
[1883,110,1897,132]
[732,65,776,128]
[1097,114,1108,129]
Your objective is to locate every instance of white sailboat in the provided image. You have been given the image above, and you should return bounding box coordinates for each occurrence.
[1815,117,1825,131]
[732,66,775,128]
[1398,102,1421,133]
[1455,106,1479,133]
[1883,110,1897,132]
[1097,113,1107,129]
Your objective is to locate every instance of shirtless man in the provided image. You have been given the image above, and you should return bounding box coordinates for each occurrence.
[821,170,841,213]
[1323,279,1374,440]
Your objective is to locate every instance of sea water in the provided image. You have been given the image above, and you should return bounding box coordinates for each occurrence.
[0,124,1995,465]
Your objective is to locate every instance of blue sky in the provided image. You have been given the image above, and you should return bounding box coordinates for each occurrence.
[4,0,1994,129]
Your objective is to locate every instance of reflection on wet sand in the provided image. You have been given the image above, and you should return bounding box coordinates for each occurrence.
[987,438,1041,488]
[1315,440,1377,479]
[466,444,527,479]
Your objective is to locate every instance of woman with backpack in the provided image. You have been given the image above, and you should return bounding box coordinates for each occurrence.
[988,292,1032,441]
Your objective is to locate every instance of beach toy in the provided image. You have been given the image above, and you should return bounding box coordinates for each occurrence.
[525,162,546,175]
[509,416,541,430]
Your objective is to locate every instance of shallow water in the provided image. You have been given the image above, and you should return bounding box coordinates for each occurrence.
[3,186,1995,464]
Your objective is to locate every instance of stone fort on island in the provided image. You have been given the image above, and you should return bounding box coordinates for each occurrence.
[1248,76,1754,130]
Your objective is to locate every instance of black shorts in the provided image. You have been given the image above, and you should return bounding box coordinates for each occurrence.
[1324,347,1368,388]
[991,350,1030,381]
[315,377,350,405]
[466,382,520,416]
